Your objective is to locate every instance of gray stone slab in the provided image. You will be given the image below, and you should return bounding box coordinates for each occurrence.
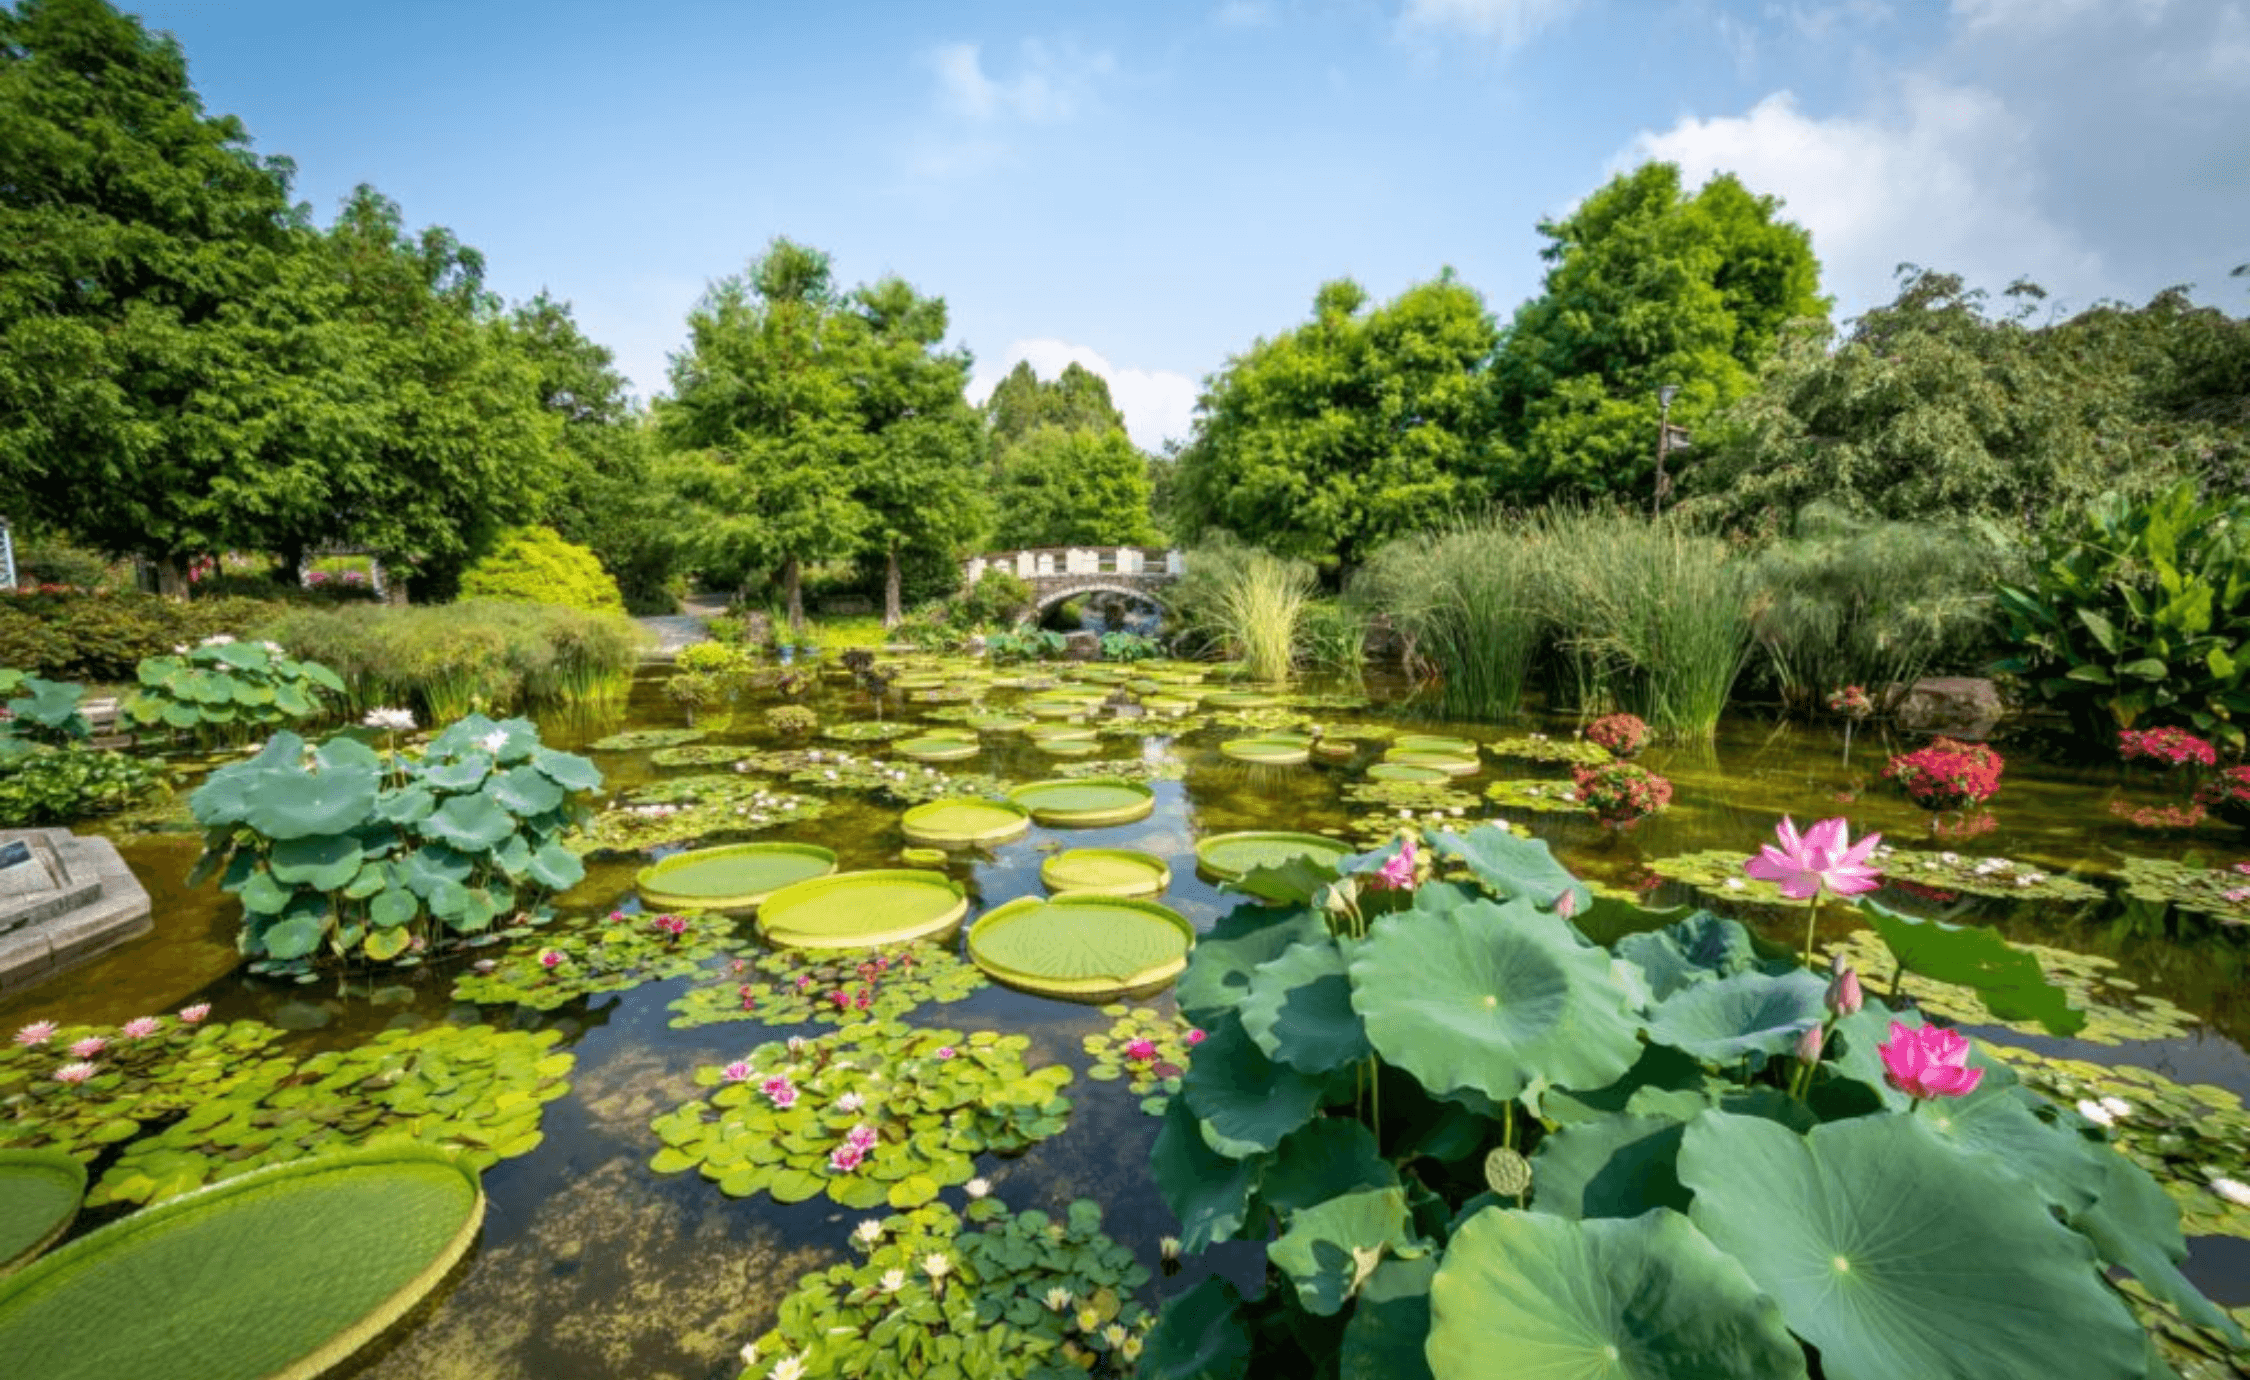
[0,829,152,995]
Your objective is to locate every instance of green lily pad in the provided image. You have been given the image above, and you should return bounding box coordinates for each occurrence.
[1382,748,1480,777]
[821,721,920,742]
[0,1150,84,1275]
[1081,1006,1198,1115]
[758,870,970,949]
[1680,1111,2152,1380]
[968,895,1195,1000]
[0,1148,483,1380]
[1040,848,1172,898]
[452,910,743,1011]
[1193,831,1351,883]
[634,842,837,911]
[895,734,982,763]
[670,942,987,1028]
[588,727,707,751]
[1008,779,1157,827]
[1367,761,1450,784]
[1482,778,1586,813]
[1222,737,1311,766]
[899,797,1031,847]
[2119,856,2250,925]
[1485,734,1611,766]
[1427,1206,1807,1380]
[1205,691,1280,709]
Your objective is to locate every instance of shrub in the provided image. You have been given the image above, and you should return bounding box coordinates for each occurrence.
[1570,760,1673,826]
[257,602,642,721]
[123,636,346,745]
[955,569,1033,628]
[1885,737,2004,811]
[2118,726,2218,769]
[459,526,626,614]
[2196,767,2250,829]
[0,744,168,824]
[765,705,818,737]
[0,590,277,681]
[1584,712,1648,759]
[187,716,599,973]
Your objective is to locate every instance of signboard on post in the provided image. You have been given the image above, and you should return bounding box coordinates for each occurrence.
[0,840,33,871]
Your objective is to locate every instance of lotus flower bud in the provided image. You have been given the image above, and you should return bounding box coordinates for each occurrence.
[1826,964,1863,1018]
[1796,1024,1826,1065]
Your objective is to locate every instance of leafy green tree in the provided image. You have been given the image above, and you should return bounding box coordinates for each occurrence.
[1489,161,1828,504]
[984,360,1125,453]
[1173,275,1498,571]
[991,426,1159,549]
[658,238,869,629]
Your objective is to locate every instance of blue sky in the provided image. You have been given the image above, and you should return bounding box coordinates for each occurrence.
[132,0,2249,450]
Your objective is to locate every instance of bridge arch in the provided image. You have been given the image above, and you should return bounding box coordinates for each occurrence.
[1029,581,1171,615]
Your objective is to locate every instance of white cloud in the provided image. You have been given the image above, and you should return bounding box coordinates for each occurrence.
[1629,83,2110,318]
[967,340,1200,453]
[1397,0,1579,46]
[925,40,1111,125]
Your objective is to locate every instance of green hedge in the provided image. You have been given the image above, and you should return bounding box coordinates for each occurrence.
[459,527,625,614]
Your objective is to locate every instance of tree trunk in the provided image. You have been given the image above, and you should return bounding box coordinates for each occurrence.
[784,556,804,634]
[884,541,903,629]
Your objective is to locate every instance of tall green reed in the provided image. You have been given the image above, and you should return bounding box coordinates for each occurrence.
[1170,534,1316,683]
[1357,521,1543,720]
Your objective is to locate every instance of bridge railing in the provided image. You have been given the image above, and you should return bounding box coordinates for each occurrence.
[964,547,1181,584]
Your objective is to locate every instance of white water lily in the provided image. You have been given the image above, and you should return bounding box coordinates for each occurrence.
[2100,1096,2133,1119]
[964,1177,991,1199]
[2213,1176,2250,1207]
[1103,1324,1129,1348]
[2077,1098,2116,1127]
[769,1355,807,1380]
[738,1341,759,1365]
[1044,1287,1073,1312]
[479,729,509,754]
[362,707,416,732]
[922,1252,952,1279]
[853,1219,883,1245]
[879,1268,907,1293]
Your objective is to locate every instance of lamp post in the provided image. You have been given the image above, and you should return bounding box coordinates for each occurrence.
[1653,384,1680,518]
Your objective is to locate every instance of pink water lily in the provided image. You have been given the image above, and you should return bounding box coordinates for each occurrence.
[828,1143,866,1173]
[1125,1039,1158,1061]
[68,1037,105,1059]
[720,1060,754,1083]
[845,1124,878,1151]
[53,1061,96,1085]
[1879,1021,1984,1103]
[120,1017,162,1040]
[1744,816,1883,900]
[1185,1028,1206,1046]
[13,1020,57,1047]
[177,1004,210,1024]
[1372,839,1417,891]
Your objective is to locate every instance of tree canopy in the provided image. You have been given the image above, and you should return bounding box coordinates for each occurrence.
[985,360,1126,452]
[992,425,1160,550]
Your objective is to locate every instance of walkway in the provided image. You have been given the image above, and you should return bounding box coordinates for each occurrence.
[636,594,727,656]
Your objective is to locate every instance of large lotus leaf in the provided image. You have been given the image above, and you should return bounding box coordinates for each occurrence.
[314,736,383,772]
[1680,1111,2151,1380]
[531,746,602,792]
[1615,913,1774,1000]
[1645,969,1827,1064]
[1339,1256,1436,1380]
[241,763,379,841]
[268,835,363,892]
[369,887,419,929]
[1181,1013,1326,1159]
[1425,825,1591,914]
[1230,854,1345,906]
[373,786,437,826]
[1267,1186,1421,1316]
[1541,1045,1708,1126]
[1137,1275,1251,1380]
[234,868,293,916]
[1428,1206,1808,1380]
[490,834,533,880]
[300,660,346,694]
[420,751,493,794]
[1863,902,2084,1037]
[1260,1118,1398,1213]
[1175,904,1328,1027]
[1349,896,1641,1103]
[135,656,183,688]
[429,712,505,756]
[271,683,313,718]
[1150,1100,1262,1253]
[2071,1144,2243,1344]
[418,793,516,853]
[400,844,475,898]
[261,913,328,961]
[524,842,584,891]
[488,765,564,817]
[1532,1113,1693,1221]
[230,680,275,708]
[182,668,236,704]
[160,702,202,729]
[1241,938,1371,1073]
[1915,1084,2108,1217]
[205,639,268,671]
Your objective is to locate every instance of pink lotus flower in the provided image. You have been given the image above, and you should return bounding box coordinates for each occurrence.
[935,1046,956,1061]
[1372,839,1417,891]
[53,1061,96,1085]
[68,1037,105,1059]
[1185,1029,1206,1046]
[1125,1039,1159,1061]
[121,1017,161,1040]
[13,1020,57,1047]
[539,950,564,970]
[1878,1021,1984,1102]
[1743,817,1883,900]
[1826,964,1863,1018]
[1796,1025,1825,1064]
[828,1143,866,1173]
[1555,888,1577,919]
[177,1004,210,1024]
[721,1060,754,1083]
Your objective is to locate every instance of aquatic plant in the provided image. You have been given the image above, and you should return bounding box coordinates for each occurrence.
[2194,766,2250,828]
[452,910,743,1010]
[571,776,826,854]
[1582,712,1647,759]
[261,600,642,721]
[1357,519,1542,719]
[668,944,987,1029]
[1484,733,1611,766]
[1568,760,1672,828]
[188,716,598,971]
[0,673,89,743]
[124,637,346,745]
[1822,928,2188,1046]
[1140,822,2224,1380]
[648,1024,1073,1208]
[822,720,922,742]
[0,743,169,825]
[0,1014,288,1163]
[589,726,707,752]
[1170,535,1316,683]
[1884,737,2004,812]
[734,1195,1152,1379]
[765,704,819,737]
[1478,778,1583,814]
[1082,1007,1202,1118]
[1652,846,2102,905]
[1743,815,1882,967]
[2117,855,2250,925]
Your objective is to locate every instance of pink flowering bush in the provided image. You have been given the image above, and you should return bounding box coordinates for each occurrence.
[2197,766,2250,829]
[1584,713,1649,759]
[1884,738,2003,812]
[2119,726,2219,769]
[1570,762,1673,828]
[1826,685,1875,719]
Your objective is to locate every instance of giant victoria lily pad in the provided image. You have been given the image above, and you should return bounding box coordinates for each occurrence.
[757,870,969,949]
[0,1148,484,1380]
[894,734,981,763]
[967,894,1195,1000]
[1427,1207,1808,1380]
[1040,847,1171,898]
[1680,1111,2154,1380]
[898,797,1030,847]
[0,1150,84,1275]
[1194,831,1351,883]
[634,841,837,911]
[1221,736,1311,766]
[1008,778,1156,827]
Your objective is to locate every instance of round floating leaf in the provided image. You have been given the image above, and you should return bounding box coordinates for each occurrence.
[635,842,836,911]
[1193,831,1351,883]
[1222,737,1311,765]
[242,764,379,842]
[0,1150,85,1274]
[1366,761,1448,784]
[0,1148,483,1380]
[1680,1110,2152,1380]
[1240,938,1371,1073]
[1007,778,1157,827]
[1040,847,1170,898]
[1645,969,1828,1064]
[1349,896,1641,1102]
[1428,1206,1808,1380]
[895,735,981,763]
[967,894,1195,1000]
[898,797,1030,847]
[758,870,969,949]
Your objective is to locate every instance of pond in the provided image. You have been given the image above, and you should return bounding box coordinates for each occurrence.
[8,655,2250,1378]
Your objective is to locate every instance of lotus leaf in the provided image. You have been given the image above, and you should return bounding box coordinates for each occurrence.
[419,792,516,853]
[1175,904,1329,1027]
[1136,1275,1251,1380]
[1338,1256,1437,1380]
[649,1024,1071,1208]
[239,759,380,841]
[1193,831,1351,883]
[1180,1013,1325,1158]
[1239,938,1371,1074]
[1267,1186,1423,1316]
[1426,826,1591,914]
[1860,902,2085,1037]
[1258,1117,1397,1213]
[1150,1100,1263,1254]
[1530,1111,1694,1220]
[1615,913,1777,1000]
[669,942,986,1028]
[418,750,493,793]
[1427,1206,1808,1380]
[1680,1111,2152,1380]
[1349,894,1641,1103]
[268,834,363,891]
[487,763,565,816]
[453,910,742,1010]
[1080,1005,1199,1115]
[1645,969,1828,1064]
[428,714,538,763]
[1823,927,2194,1045]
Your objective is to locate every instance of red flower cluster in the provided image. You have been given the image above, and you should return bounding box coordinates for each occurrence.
[2107,798,2208,830]
[1571,761,1673,827]
[1883,738,2004,811]
[2195,767,2250,828]
[1584,713,1649,759]
[2117,726,2219,769]
[1827,685,1875,718]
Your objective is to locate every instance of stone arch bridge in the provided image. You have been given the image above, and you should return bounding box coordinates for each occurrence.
[963,547,1182,615]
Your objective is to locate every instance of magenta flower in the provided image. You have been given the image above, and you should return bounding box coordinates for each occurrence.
[120,1017,161,1040]
[177,1003,210,1024]
[539,950,564,970]
[1125,1039,1159,1061]
[1878,1021,1984,1102]
[761,1076,798,1109]
[1743,816,1883,900]
[1185,1028,1206,1046]
[13,1020,57,1047]
[721,1060,754,1083]
[53,1061,96,1085]
[846,1123,879,1151]
[828,1143,866,1173]
[935,1046,956,1061]
[68,1036,105,1059]
[1372,839,1417,891]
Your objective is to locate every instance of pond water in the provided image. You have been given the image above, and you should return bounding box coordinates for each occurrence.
[8,658,2250,1378]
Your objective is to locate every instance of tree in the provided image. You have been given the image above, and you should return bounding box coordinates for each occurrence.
[991,425,1160,549]
[1172,275,1498,571]
[1489,162,1828,504]
[845,276,988,626]
[658,238,870,629]
[984,360,1125,452]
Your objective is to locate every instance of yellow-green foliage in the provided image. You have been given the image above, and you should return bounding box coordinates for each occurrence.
[460,526,625,614]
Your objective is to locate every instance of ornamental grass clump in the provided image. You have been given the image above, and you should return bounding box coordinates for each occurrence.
[1357,520,1542,718]
[1171,534,1315,683]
